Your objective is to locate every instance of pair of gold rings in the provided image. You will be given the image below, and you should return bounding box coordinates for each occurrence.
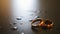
[31,18,54,30]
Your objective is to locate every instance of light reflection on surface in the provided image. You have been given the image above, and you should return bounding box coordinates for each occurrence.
[12,0,40,20]
[11,0,40,34]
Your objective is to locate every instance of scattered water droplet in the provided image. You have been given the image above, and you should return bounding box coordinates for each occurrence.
[29,20,33,22]
[16,18,21,20]
[11,26,18,30]
[34,16,40,19]
[13,23,17,25]
[21,32,24,34]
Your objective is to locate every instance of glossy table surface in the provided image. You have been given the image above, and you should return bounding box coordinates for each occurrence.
[0,10,60,34]
[0,0,60,34]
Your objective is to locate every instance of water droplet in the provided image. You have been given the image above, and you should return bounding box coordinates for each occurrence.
[29,20,33,22]
[21,32,24,34]
[11,26,18,30]
[13,23,17,25]
[16,18,21,20]
[34,16,40,19]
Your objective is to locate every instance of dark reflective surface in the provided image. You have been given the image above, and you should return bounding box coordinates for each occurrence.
[0,0,60,34]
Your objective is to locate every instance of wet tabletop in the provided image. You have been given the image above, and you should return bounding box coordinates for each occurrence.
[0,0,60,34]
[0,11,60,34]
